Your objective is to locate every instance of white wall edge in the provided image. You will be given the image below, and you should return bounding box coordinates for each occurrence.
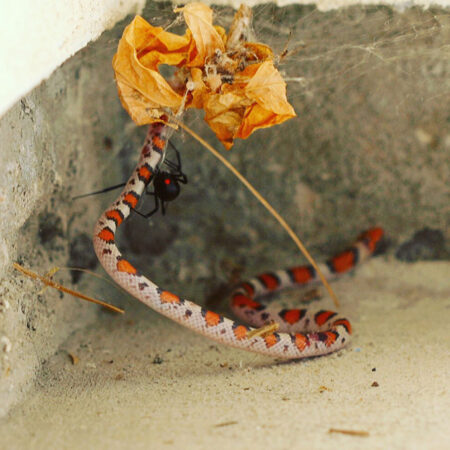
[0,0,146,118]
[0,0,449,118]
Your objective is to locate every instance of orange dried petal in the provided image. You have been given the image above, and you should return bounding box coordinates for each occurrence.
[203,92,247,149]
[115,73,166,124]
[245,61,296,116]
[176,3,225,67]
[226,4,253,51]
[243,42,274,62]
[206,110,243,150]
[237,103,296,140]
[200,61,295,147]
[113,16,185,124]
[188,68,208,109]
[113,4,296,148]
[128,16,190,70]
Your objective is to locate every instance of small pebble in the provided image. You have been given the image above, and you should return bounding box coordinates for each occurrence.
[103,136,113,150]
[1,336,12,353]
[396,228,446,262]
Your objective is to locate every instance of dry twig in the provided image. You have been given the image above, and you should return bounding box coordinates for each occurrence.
[13,263,124,314]
[329,428,369,437]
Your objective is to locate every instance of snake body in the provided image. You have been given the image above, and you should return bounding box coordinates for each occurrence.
[94,122,383,359]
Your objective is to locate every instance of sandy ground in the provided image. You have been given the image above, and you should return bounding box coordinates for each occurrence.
[1,257,449,450]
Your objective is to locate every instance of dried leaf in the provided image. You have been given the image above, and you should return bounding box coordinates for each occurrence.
[68,352,79,365]
[176,3,225,66]
[113,3,296,148]
[113,16,185,123]
[245,61,295,116]
[226,5,254,50]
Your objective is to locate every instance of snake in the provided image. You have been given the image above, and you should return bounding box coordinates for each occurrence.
[93,120,384,359]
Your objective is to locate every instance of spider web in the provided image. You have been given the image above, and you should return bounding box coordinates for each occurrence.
[77,2,449,295]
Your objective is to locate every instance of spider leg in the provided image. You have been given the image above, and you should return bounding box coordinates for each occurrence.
[164,158,180,172]
[165,143,183,172]
[168,141,181,163]
[142,194,160,218]
[72,182,127,200]
[161,200,166,216]
[164,159,187,183]
[172,145,182,170]
[165,144,188,184]
[175,172,188,184]
[132,192,160,218]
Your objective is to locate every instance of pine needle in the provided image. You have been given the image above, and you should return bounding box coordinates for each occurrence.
[246,322,280,339]
[171,119,340,308]
[13,262,124,314]
[57,266,131,295]
[329,428,370,437]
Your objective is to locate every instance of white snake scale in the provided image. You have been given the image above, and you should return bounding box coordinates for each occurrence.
[93,121,384,359]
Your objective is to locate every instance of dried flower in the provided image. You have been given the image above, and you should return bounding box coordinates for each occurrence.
[113,3,296,149]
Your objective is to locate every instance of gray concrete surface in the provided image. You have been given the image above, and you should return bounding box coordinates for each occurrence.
[0,2,449,443]
[0,14,138,416]
[1,259,449,449]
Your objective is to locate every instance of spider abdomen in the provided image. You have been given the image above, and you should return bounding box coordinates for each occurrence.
[154,172,181,202]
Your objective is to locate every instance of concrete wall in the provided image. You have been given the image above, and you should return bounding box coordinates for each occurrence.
[1,0,449,416]
[0,10,151,416]
[2,0,448,116]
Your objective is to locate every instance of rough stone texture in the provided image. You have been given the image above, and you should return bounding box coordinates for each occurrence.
[1,260,449,449]
[0,12,152,416]
[1,2,449,418]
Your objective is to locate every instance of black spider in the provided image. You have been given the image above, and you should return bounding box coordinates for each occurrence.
[140,146,188,217]
[73,143,187,218]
